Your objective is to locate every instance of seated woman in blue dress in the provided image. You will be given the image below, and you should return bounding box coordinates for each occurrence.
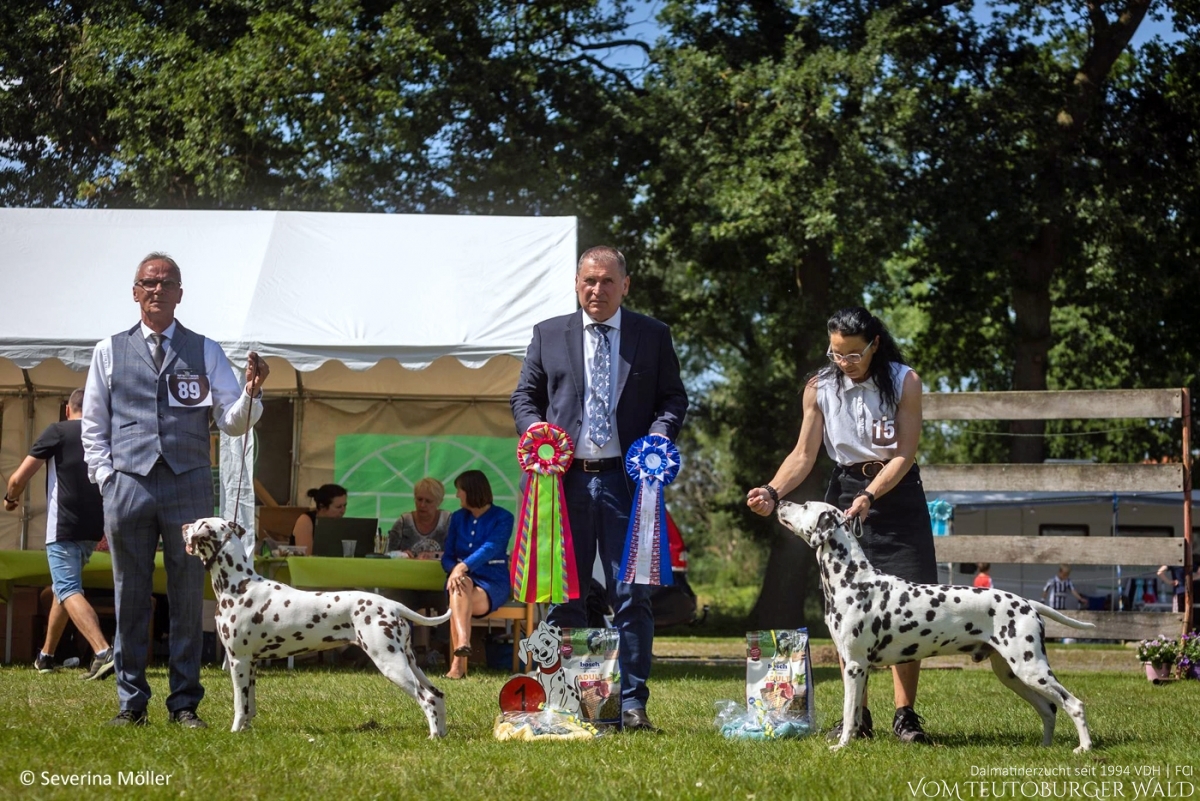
[442,469,513,679]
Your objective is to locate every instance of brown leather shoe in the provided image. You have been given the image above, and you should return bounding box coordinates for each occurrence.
[621,708,661,733]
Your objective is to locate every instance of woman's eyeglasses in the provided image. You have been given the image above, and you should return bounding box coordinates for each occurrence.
[826,341,874,365]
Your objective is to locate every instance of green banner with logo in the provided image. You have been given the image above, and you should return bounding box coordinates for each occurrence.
[333,435,521,532]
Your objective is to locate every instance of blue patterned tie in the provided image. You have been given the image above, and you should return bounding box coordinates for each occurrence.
[588,324,613,447]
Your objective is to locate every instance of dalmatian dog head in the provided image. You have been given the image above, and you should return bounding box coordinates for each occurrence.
[776,501,861,550]
[183,517,247,568]
[518,620,563,671]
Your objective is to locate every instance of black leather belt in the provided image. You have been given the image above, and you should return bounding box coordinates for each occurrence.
[842,460,890,478]
[574,457,622,473]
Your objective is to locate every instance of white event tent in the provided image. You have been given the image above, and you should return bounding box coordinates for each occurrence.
[0,208,576,549]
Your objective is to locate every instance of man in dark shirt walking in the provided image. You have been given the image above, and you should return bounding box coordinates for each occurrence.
[5,388,114,679]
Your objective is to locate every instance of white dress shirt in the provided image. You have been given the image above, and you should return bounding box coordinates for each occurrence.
[81,319,262,488]
[576,307,623,460]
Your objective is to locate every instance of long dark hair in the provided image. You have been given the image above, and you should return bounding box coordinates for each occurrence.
[816,307,908,415]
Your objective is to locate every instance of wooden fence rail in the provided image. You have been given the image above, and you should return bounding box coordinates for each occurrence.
[923,388,1192,642]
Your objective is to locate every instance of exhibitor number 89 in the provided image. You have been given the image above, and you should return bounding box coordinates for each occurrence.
[176,380,203,399]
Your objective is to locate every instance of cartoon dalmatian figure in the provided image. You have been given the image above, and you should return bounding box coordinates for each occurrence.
[518,620,580,712]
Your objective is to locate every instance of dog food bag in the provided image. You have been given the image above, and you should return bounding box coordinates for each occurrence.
[742,629,814,736]
[559,627,622,728]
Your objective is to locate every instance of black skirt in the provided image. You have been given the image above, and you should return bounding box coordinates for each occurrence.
[825,463,938,584]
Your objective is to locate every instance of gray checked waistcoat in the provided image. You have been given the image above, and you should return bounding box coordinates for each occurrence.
[110,322,212,476]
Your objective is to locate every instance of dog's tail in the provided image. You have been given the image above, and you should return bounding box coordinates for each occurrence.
[1030,601,1095,629]
[395,606,453,627]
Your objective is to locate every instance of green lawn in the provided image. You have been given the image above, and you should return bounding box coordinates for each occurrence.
[2,642,1197,800]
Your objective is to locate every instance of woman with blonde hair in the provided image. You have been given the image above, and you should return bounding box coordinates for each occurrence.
[387,477,451,559]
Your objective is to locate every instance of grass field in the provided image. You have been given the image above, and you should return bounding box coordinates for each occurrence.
[2,639,1197,800]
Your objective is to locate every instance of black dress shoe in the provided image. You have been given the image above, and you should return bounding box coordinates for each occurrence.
[106,709,148,727]
[621,708,661,733]
[168,708,208,729]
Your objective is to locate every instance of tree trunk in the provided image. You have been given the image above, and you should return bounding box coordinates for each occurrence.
[1009,221,1058,463]
[751,529,814,630]
[1003,1,1149,464]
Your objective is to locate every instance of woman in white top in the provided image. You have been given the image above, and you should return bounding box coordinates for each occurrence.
[746,307,936,745]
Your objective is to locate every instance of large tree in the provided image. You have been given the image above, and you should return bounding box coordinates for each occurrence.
[872,0,1196,464]
[629,0,923,626]
[0,0,640,242]
[633,0,1198,626]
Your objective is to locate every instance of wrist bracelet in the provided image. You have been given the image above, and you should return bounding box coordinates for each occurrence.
[855,489,875,504]
[761,484,780,504]
[3,494,16,504]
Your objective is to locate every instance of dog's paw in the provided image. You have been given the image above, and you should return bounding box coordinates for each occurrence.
[829,742,846,752]
[1073,744,1091,754]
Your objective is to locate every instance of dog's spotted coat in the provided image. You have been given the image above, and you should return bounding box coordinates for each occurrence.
[183,517,449,735]
[777,501,1092,753]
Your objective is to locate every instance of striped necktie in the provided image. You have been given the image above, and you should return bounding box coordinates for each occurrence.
[587,324,613,447]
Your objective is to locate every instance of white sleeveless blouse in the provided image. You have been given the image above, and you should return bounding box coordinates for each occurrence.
[816,363,911,465]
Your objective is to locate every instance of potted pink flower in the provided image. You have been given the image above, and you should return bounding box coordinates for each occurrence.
[1136,635,1178,681]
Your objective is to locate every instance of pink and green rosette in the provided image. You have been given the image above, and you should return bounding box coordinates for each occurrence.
[619,434,681,586]
[511,423,580,603]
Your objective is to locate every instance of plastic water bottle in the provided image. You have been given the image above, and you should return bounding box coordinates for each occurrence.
[63,657,80,668]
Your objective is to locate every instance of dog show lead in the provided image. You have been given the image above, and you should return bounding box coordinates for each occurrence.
[746,306,938,744]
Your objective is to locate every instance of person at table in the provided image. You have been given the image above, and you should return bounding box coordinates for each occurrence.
[291,483,348,554]
[82,252,267,728]
[5,388,114,680]
[387,477,451,559]
[441,470,513,679]
[386,477,452,662]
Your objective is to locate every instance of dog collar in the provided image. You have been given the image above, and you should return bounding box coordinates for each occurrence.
[539,658,562,675]
[202,530,235,571]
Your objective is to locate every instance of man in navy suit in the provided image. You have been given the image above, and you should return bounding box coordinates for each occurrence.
[511,246,688,732]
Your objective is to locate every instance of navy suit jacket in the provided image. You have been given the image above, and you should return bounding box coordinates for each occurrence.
[510,308,688,454]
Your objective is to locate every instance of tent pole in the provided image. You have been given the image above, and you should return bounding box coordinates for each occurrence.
[19,370,35,550]
[1181,388,1192,636]
[290,371,305,506]
[1111,493,1121,611]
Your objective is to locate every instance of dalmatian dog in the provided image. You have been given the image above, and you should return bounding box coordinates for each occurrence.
[518,620,580,711]
[183,517,450,736]
[777,501,1093,753]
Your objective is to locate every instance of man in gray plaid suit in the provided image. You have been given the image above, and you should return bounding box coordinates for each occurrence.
[82,253,269,728]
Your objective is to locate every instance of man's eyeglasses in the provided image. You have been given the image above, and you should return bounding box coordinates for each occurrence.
[134,279,181,291]
[826,341,875,365]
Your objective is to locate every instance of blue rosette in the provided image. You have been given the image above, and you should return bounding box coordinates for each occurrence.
[619,435,681,586]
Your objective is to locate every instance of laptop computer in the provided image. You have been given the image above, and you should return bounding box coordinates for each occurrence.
[312,517,379,558]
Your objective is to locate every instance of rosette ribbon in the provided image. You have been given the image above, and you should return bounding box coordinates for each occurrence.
[511,423,580,603]
[619,435,682,586]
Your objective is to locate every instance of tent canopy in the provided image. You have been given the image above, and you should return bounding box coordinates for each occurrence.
[0,208,576,548]
[0,208,576,379]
